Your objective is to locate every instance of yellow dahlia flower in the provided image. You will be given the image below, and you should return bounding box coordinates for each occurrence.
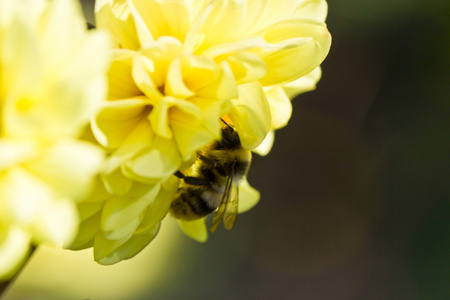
[68,0,331,263]
[0,0,110,279]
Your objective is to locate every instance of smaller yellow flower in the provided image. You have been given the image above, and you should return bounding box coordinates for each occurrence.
[0,0,110,279]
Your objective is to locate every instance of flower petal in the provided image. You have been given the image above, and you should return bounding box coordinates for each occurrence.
[179,219,208,243]
[132,53,162,100]
[135,176,179,234]
[25,139,104,201]
[257,19,331,86]
[128,0,191,43]
[294,0,328,22]
[101,182,160,232]
[1,167,54,224]
[252,129,275,156]
[102,168,133,196]
[265,86,292,129]
[101,116,154,176]
[92,98,149,148]
[228,82,271,150]
[224,52,267,84]
[282,66,321,98]
[0,139,37,171]
[238,179,260,213]
[185,0,246,53]
[102,214,141,240]
[95,0,140,49]
[95,223,160,265]
[67,209,101,250]
[122,136,182,182]
[0,225,30,280]
[33,198,79,247]
[107,49,142,100]
[244,0,306,34]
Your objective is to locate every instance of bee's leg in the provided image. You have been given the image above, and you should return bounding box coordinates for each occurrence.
[174,170,185,179]
[198,153,215,166]
[183,176,211,186]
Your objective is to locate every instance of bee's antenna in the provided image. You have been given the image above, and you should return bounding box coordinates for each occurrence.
[220,118,233,129]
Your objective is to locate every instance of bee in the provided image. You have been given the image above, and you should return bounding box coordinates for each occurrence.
[170,120,252,232]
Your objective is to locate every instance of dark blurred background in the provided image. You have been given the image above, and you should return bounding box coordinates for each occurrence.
[9,1,449,299]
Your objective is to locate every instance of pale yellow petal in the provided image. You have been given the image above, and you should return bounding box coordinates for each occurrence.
[67,210,100,250]
[0,3,42,101]
[128,0,191,42]
[92,98,149,148]
[107,49,142,100]
[224,52,267,84]
[0,225,30,280]
[200,61,238,100]
[166,55,238,101]
[228,82,272,150]
[283,66,321,98]
[102,168,133,196]
[179,219,208,243]
[265,86,292,129]
[93,231,130,263]
[33,199,79,247]
[38,0,86,68]
[238,179,260,213]
[102,214,141,240]
[121,223,160,260]
[121,136,182,182]
[171,112,217,161]
[164,56,196,99]
[77,201,105,223]
[138,37,183,89]
[148,97,177,139]
[101,182,159,232]
[0,167,54,224]
[252,129,275,156]
[135,176,179,234]
[294,0,328,22]
[244,0,305,34]
[83,177,112,203]
[185,0,246,53]
[101,116,155,175]
[95,223,160,265]
[0,139,37,171]
[257,19,331,86]
[26,139,104,201]
[95,0,140,49]
[132,54,162,100]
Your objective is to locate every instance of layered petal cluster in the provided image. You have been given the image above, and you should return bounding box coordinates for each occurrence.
[69,0,331,263]
[0,0,109,279]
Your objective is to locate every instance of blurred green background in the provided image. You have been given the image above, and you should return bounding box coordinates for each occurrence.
[6,0,449,299]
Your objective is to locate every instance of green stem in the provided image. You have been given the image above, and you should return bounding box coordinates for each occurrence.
[0,245,37,297]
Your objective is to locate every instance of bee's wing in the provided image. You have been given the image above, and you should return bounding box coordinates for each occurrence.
[223,183,238,230]
[210,175,232,232]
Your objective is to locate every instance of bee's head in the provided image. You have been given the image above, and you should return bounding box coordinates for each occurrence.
[217,122,241,150]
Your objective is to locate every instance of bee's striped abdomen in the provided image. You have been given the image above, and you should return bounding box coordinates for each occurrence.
[170,187,215,221]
